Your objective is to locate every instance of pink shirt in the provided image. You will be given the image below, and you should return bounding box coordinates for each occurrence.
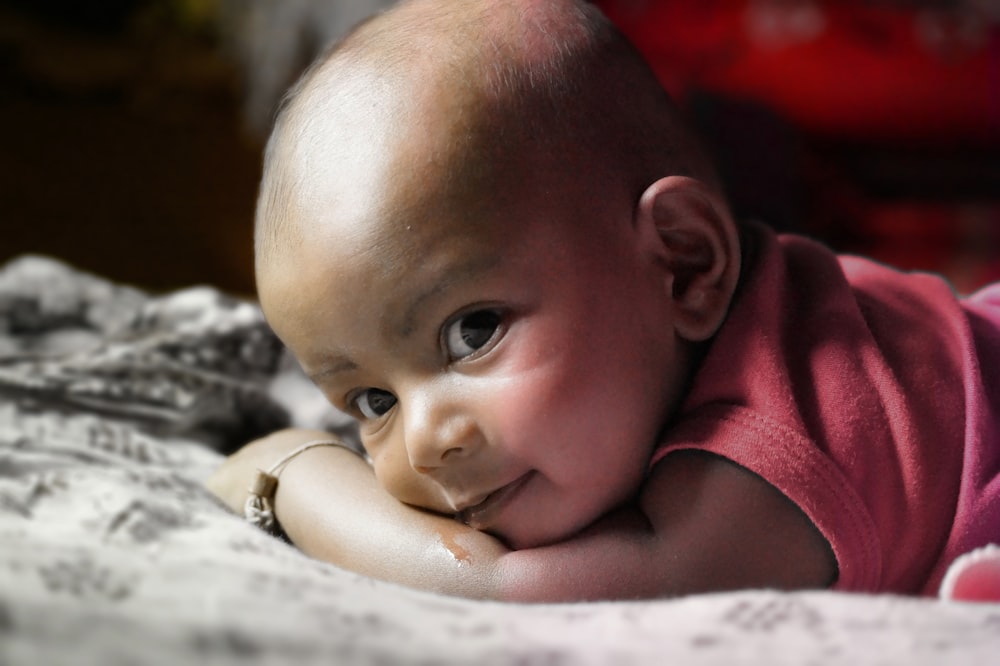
[651,223,1000,594]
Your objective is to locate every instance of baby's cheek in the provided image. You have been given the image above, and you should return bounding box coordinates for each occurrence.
[372,448,452,514]
[483,364,583,453]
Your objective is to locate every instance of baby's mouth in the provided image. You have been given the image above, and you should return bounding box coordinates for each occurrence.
[456,472,534,530]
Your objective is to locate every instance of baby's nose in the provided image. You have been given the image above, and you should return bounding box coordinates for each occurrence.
[404,395,483,473]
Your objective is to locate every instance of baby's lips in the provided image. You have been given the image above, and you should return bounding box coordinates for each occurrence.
[450,492,491,515]
[457,472,533,529]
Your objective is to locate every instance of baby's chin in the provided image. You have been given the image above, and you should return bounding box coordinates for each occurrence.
[487,513,595,551]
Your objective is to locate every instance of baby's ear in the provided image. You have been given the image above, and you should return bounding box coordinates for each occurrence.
[636,176,740,342]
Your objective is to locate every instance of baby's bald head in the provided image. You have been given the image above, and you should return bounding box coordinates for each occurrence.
[254,0,718,274]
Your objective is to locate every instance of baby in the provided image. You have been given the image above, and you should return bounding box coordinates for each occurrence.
[208,0,1000,601]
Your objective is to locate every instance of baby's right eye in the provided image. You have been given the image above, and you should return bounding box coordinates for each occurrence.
[351,388,397,419]
[443,308,503,361]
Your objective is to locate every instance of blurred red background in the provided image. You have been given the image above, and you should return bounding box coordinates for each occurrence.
[597,0,1000,293]
[1,0,997,295]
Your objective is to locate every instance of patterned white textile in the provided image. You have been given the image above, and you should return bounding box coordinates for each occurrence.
[1,256,998,665]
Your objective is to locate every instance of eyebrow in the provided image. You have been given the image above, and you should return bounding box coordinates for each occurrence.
[307,357,358,384]
[396,255,500,338]
[306,254,502,384]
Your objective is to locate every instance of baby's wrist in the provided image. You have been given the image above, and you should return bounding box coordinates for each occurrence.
[244,437,364,535]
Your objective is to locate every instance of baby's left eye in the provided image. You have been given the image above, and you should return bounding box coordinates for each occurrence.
[444,309,502,361]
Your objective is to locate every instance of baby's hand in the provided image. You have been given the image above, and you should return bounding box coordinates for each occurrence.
[205,428,338,513]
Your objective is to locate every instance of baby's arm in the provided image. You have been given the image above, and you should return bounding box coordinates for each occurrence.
[208,429,836,601]
[206,428,508,597]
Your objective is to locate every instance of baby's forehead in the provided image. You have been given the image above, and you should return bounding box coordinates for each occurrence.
[277,112,538,247]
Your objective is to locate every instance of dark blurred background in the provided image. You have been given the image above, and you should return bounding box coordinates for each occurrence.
[1,0,998,296]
